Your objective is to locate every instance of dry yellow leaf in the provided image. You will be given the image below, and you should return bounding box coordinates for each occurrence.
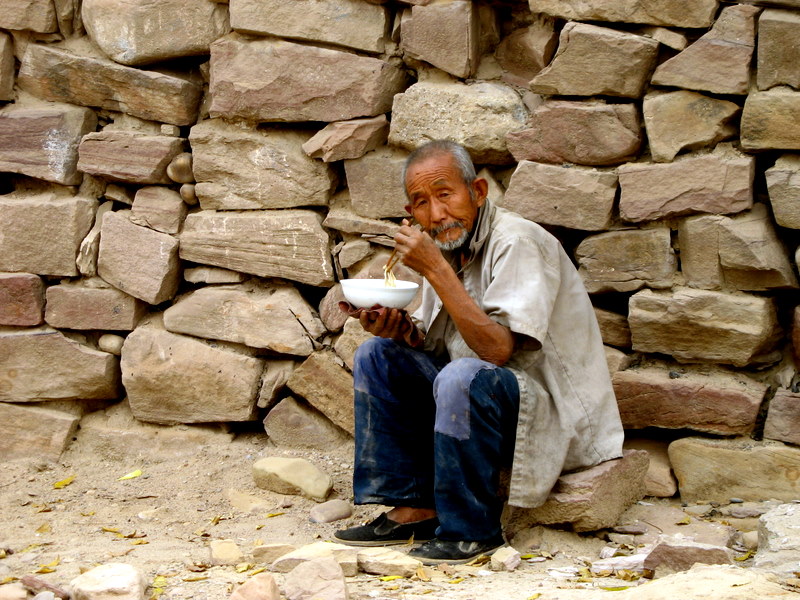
[80,511,96,517]
[734,550,755,562]
[379,575,402,582]
[131,540,149,545]
[675,516,692,525]
[35,523,51,534]
[0,576,17,584]
[266,512,285,518]
[527,594,542,600]
[415,566,431,582]
[183,575,208,582]
[101,527,121,533]
[385,584,400,590]
[118,469,143,481]
[35,567,56,574]
[249,567,266,576]
[152,575,169,588]
[447,577,464,584]
[41,557,60,567]
[235,563,252,573]
[53,475,75,489]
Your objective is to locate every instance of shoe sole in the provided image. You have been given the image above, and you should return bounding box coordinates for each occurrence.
[409,544,504,565]
[332,535,432,547]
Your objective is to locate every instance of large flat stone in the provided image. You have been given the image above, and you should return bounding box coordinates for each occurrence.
[0,326,120,402]
[287,350,355,435]
[344,146,408,219]
[78,131,186,185]
[121,315,263,424]
[754,504,800,578]
[0,402,78,462]
[741,87,800,151]
[82,0,230,65]
[0,191,97,277]
[0,0,58,32]
[209,34,407,123]
[503,450,648,533]
[575,227,677,293]
[763,390,800,445]
[163,281,325,356]
[45,279,147,331]
[529,0,718,28]
[530,22,659,99]
[389,80,528,164]
[507,100,641,166]
[612,364,767,435]
[669,437,800,503]
[757,8,800,90]
[0,104,97,185]
[499,161,618,231]
[302,116,389,163]
[263,396,350,450]
[766,154,800,229]
[618,146,754,222]
[97,211,180,305]
[651,5,759,95]
[0,273,44,326]
[628,288,779,367]
[189,119,336,210]
[18,41,202,126]
[231,0,387,54]
[401,0,479,78]
[179,210,334,287]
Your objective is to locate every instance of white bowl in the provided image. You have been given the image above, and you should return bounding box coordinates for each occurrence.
[340,278,420,309]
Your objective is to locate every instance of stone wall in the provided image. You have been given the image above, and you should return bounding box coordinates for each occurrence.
[1,0,799,504]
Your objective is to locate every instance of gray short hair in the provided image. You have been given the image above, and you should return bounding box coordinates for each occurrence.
[401,140,477,200]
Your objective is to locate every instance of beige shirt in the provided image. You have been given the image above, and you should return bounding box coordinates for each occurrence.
[412,200,624,508]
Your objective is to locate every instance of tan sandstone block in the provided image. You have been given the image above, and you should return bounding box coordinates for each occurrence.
[765,154,800,229]
[503,450,649,533]
[530,0,718,28]
[500,161,618,231]
[623,438,678,498]
[494,16,557,88]
[0,273,44,326]
[179,210,334,287]
[287,350,355,435]
[344,146,409,219]
[389,80,528,165]
[0,32,16,101]
[576,227,677,293]
[669,437,800,503]
[0,104,97,185]
[0,402,78,462]
[98,211,180,305]
[401,0,479,78]
[530,22,659,99]
[263,396,350,450]
[741,87,800,151]
[763,391,800,445]
[757,8,800,91]
[82,0,230,65]
[121,315,263,424]
[618,145,754,222]
[651,4,759,95]
[0,191,97,277]
[130,187,186,235]
[302,115,389,163]
[612,364,767,435]
[18,41,202,126]
[677,214,726,290]
[0,0,57,32]
[189,119,336,211]
[209,34,407,123]
[628,288,779,367]
[593,308,631,349]
[78,131,186,185]
[0,326,120,402]
[231,0,387,54]
[163,281,325,356]
[643,91,739,162]
[507,100,641,166]
[45,279,147,331]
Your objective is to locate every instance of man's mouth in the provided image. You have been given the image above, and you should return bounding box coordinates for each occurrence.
[431,223,469,250]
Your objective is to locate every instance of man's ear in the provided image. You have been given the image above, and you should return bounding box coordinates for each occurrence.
[472,177,489,207]
[404,204,412,215]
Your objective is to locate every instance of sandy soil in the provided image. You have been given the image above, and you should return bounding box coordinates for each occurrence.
[0,409,767,600]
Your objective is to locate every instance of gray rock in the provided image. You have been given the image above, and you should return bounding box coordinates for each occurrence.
[253,457,333,502]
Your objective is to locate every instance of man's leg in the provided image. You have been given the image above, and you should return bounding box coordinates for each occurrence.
[410,357,520,562]
[335,337,443,545]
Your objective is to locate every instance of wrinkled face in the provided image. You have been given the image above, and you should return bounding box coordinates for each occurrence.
[404,154,486,251]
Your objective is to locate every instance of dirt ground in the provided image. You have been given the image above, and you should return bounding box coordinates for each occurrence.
[0,405,773,599]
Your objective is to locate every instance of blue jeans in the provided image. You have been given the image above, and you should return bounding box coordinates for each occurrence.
[352,337,520,542]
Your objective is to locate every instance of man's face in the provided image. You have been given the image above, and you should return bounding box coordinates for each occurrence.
[404,154,486,251]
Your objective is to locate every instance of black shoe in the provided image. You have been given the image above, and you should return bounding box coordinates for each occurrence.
[333,512,439,547]
[408,535,505,564]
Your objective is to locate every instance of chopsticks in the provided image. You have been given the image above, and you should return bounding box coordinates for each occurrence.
[385,218,419,273]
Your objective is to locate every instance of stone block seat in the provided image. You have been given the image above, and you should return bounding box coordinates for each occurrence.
[502,449,649,535]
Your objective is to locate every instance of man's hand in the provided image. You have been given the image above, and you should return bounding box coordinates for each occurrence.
[359,307,411,341]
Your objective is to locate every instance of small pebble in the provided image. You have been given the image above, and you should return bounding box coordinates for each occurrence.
[729,498,744,504]
[309,499,353,524]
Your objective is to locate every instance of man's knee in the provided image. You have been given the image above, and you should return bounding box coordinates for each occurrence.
[434,358,496,440]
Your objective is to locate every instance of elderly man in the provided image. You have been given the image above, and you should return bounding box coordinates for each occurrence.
[334,140,624,564]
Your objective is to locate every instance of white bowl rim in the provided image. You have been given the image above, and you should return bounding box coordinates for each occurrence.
[341,278,419,290]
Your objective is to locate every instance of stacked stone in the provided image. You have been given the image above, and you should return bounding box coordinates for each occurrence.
[0,0,799,508]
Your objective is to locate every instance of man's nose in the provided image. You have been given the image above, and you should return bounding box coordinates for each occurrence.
[429,199,447,223]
